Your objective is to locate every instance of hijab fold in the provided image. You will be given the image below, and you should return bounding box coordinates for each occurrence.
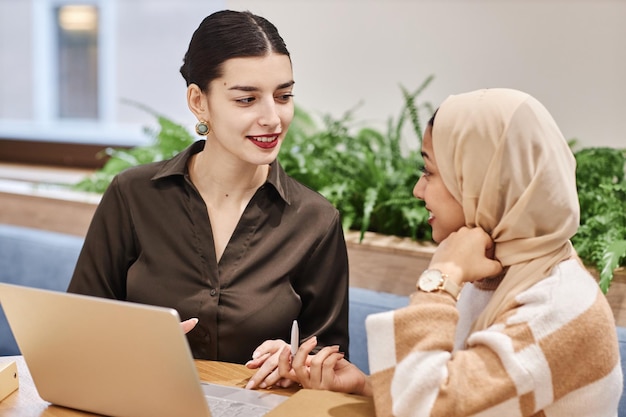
[432,88,580,332]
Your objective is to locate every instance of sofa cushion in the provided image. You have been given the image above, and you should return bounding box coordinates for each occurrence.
[0,225,84,356]
[348,287,409,374]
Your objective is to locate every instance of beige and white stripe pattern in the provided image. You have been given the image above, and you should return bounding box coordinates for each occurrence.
[366,259,622,417]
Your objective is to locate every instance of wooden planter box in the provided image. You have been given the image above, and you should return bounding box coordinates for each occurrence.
[345,230,435,295]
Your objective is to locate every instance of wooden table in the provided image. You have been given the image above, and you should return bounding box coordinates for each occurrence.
[0,356,294,416]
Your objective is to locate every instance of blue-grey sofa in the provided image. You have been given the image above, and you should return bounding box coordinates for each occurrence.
[0,225,83,355]
[1,224,624,414]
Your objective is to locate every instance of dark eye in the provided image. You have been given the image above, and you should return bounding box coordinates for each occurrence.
[420,166,431,177]
[236,97,255,104]
[276,93,294,103]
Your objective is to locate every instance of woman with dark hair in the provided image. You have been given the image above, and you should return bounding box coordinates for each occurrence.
[68,10,349,390]
[277,88,622,416]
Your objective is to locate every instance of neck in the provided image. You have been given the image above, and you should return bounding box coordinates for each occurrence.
[188,151,269,200]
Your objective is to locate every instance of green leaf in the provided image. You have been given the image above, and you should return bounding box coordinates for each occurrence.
[598,240,626,293]
[73,102,194,193]
[359,187,379,241]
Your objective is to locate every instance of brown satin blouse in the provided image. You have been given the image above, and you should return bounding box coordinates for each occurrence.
[68,140,349,364]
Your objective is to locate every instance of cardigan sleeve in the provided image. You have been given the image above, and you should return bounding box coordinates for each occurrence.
[365,266,622,417]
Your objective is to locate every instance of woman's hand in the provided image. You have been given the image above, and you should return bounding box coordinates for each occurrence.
[277,336,371,396]
[244,339,295,389]
[429,226,503,284]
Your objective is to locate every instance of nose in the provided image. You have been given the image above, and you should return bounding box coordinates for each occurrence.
[413,176,426,200]
[258,99,281,128]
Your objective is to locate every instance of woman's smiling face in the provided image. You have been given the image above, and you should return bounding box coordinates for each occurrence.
[204,52,295,166]
[413,125,465,243]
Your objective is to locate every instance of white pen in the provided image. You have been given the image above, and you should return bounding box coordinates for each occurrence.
[290,319,299,359]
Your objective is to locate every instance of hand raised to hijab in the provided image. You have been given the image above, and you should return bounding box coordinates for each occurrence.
[429,226,503,285]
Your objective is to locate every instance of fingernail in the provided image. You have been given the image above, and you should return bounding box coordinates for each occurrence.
[245,380,254,390]
[252,351,260,359]
[259,382,267,389]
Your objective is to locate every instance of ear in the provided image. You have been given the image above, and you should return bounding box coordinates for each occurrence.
[187,84,209,121]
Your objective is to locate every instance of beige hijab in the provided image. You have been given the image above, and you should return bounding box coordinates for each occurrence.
[431,88,580,332]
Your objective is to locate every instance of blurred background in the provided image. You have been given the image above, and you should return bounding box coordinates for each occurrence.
[0,0,624,152]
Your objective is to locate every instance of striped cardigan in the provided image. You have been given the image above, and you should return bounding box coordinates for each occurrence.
[365,259,622,417]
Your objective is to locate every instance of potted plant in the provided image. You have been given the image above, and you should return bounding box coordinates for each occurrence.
[74,79,626,297]
[571,146,626,292]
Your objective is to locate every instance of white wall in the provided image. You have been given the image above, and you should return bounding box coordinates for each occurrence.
[114,1,223,127]
[0,0,225,145]
[0,1,33,119]
[0,0,624,148]
[227,0,626,148]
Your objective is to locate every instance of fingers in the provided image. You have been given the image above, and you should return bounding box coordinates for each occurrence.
[180,318,198,334]
[244,341,287,389]
[430,226,502,283]
[245,339,283,369]
[251,339,283,360]
[245,361,275,389]
[320,352,345,389]
[277,345,296,380]
[244,352,271,370]
[307,346,342,389]
[276,378,296,388]
[289,336,342,390]
[484,258,504,279]
[281,336,314,388]
[254,367,282,389]
[470,227,503,278]
[276,337,360,394]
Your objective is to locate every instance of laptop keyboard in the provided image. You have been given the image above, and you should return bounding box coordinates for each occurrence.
[201,382,288,417]
[205,395,270,417]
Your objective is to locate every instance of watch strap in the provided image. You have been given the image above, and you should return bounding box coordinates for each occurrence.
[440,276,462,300]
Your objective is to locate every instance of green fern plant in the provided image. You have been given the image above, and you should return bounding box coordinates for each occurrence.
[280,75,435,241]
[571,146,626,292]
[74,101,194,193]
[72,79,626,293]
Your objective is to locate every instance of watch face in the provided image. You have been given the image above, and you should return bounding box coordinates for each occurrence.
[419,270,442,292]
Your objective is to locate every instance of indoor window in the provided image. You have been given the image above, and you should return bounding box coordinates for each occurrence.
[56,4,99,119]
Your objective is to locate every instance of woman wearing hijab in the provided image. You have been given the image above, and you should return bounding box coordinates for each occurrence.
[276,88,623,416]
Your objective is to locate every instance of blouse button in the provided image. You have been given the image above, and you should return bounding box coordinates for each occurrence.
[210,289,217,296]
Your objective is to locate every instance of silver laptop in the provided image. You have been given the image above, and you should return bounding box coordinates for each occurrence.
[0,283,288,417]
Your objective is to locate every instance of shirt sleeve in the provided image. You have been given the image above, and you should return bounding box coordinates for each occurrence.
[67,175,136,299]
[293,210,350,356]
[365,272,622,417]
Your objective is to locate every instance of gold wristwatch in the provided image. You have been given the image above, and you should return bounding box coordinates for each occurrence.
[417,269,462,300]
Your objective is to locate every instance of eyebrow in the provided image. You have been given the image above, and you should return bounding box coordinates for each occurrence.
[228,80,295,92]
[421,151,432,161]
